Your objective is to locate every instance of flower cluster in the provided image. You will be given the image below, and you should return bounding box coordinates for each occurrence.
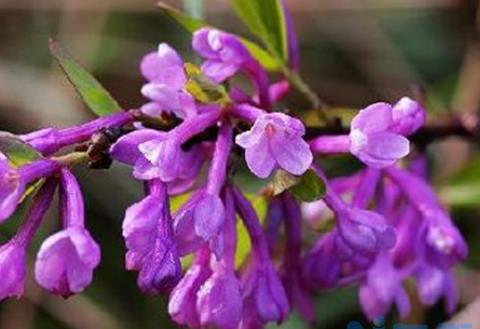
[0,3,467,329]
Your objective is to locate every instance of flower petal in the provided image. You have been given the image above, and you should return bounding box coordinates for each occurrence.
[244,135,276,178]
[351,102,393,133]
[270,133,312,176]
[110,129,160,165]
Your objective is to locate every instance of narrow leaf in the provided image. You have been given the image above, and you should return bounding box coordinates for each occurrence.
[49,39,121,117]
[0,132,42,167]
[157,2,205,32]
[231,0,288,62]
[290,169,326,202]
[157,2,280,71]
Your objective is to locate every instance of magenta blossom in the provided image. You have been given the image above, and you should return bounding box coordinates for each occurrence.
[193,28,251,83]
[110,110,220,186]
[122,180,181,294]
[35,169,100,297]
[359,254,410,320]
[0,241,27,300]
[1,178,57,300]
[140,43,196,119]
[236,112,312,178]
[35,227,100,297]
[349,102,410,168]
[309,98,424,168]
[168,249,212,328]
[0,155,60,222]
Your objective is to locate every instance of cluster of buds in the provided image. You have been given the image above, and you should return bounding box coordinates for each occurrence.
[0,5,467,329]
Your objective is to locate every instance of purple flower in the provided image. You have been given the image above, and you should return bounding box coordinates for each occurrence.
[1,177,57,300]
[415,264,458,314]
[233,188,289,327]
[359,254,410,320]
[194,194,225,243]
[172,191,225,258]
[302,232,342,291]
[236,112,312,178]
[196,268,243,329]
[195,187,242,329]
[0,241,27,300]
[193,28,251,83]
[281,194,315,323]
[240,259,290,326]
[21,112,134,156]
[35,169,100,297]
[0,156,60,222]
[35,227,100,297]
[424,215,467,270]
[0,153,23,222]
[140,43,196,119]
[389,97,426,135]
[324,190,396,254]
[349,102,410,168]
[111,110,220,184]
[122,180,181,294]
[169,249,212,328]
[309,98,423,168]
[385,167,467,268]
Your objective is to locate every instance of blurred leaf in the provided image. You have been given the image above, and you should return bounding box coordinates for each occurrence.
[241,41,280,71]
[231,0,287,63]
[270,170,299,195]
[157,2,205,31]
[0,133,45,203]
[235,193,267,267]
[291,169,326,202]
[439,155,480,207]
[303,107,357,127]
[157,2,280,71]
[0,132,42,167]
[184,63,231,105]
[49,39,121,117]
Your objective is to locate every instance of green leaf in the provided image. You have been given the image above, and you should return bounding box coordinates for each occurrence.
[49,39,121,117]
[231,0,287,62]
[157,2,205,32]
[439,155,480,207]
[0,133,45,202]
[270,169,299,196]
[184,63,231,105]
[0,132,42,167]
[157,2,280,71]
[290,169,326,202]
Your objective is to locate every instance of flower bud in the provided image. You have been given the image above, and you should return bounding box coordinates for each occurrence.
[35,227,100,297]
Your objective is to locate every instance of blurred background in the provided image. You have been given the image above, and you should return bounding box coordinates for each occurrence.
[1,0,480,328]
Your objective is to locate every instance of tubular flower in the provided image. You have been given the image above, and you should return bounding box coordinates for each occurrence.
[35,169,100,297]
[235,111,312,178]
[122,179,181,294]
[0,178,57,300]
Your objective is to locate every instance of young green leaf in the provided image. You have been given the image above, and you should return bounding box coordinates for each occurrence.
[157,2,280,71]
[49,39,121,117]
[231,0,288,63]
[157,2,205,32]
[290,169,326,202]
[0,132,42,167]
[270,169,299,196]
[184,63,231,105]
